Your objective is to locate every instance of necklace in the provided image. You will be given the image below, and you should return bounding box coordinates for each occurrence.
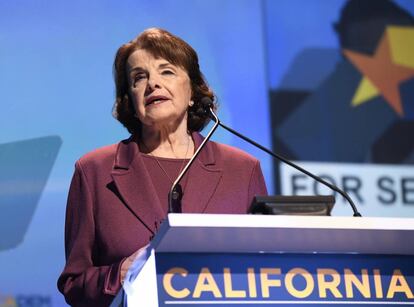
[141,135,191,184]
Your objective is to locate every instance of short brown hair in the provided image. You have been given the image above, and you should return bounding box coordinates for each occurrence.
[112,28,216,134]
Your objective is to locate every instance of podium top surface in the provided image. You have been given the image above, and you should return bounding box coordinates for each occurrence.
[151,214,414,255]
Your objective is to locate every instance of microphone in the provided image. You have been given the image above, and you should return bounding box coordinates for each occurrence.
[168,100,220,213]
[200,97,362,217]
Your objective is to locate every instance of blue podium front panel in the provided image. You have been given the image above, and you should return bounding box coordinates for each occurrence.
[156,253,414,306]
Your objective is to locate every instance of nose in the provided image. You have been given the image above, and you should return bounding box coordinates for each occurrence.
[145,74,161,94]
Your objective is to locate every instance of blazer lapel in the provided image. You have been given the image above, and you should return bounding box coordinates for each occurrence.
[182,133,223,213]
[110,137,165,234]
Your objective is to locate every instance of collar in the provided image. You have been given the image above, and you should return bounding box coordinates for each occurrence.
[113,131,216,170]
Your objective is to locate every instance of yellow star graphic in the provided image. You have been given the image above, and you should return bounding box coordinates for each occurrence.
[343,26,414,116]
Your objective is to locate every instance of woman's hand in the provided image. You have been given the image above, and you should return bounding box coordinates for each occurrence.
[120,244,150,284]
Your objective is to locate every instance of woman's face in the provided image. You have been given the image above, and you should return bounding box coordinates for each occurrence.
[127,49,192,129]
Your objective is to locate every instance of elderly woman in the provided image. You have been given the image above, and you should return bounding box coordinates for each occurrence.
[57,28,267,306]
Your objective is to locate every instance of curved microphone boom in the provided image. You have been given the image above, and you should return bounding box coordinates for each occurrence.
[168,101,220,213]
[200,97,362,217]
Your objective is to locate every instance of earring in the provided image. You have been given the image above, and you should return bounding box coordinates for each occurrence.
[189,100,194,107]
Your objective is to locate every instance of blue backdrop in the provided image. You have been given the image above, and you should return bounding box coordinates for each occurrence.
[0,1,270,305]
[1,0,413,305]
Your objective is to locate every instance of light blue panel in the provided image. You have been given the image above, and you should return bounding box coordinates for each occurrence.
[0,1,270,305]
[264,0,344,89]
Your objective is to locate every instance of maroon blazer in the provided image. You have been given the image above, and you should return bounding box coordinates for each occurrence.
[57,132,267,306]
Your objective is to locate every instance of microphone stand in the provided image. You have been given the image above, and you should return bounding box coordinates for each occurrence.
[168,115,220,213]
[207,107,362,217]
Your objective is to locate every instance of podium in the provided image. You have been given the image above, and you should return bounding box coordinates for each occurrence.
[114,214,414,306]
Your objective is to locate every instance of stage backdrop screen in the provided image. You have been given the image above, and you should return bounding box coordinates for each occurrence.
[265,0,414,217]
[1,0,413,306]
[0,1,270,305]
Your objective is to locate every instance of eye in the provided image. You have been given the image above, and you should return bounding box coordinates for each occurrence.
[162,69,175,75]
[132,73,147,87]
[134,73,147,82]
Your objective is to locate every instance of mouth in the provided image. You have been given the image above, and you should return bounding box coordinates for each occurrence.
[145,95,169,107]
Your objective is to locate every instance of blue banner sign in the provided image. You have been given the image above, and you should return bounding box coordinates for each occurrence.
[156,253,414,306]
